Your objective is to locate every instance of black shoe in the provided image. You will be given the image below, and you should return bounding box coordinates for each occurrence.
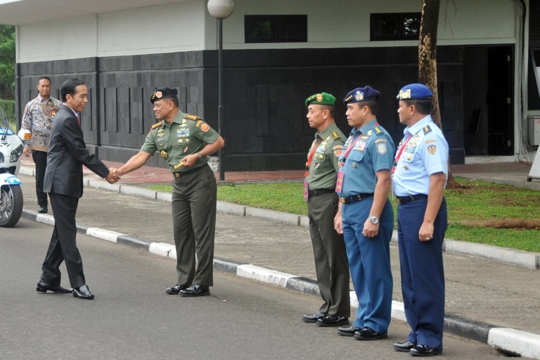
[410,345,441,357]
[337,325,360,337]
[316,315,349,327]
[165,284,189,295]
[179,285,210,297]
[38,206,48,214]
[36,280,72,294]
[302,312,326,323]
[354,327,388,340]
[73,285,94,300]
[393,340,416,352]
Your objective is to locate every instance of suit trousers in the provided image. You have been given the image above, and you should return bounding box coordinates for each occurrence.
[307,192,350,317]
[342,197,394,333]
[41,193,86,288]
[171,165,216,286]
[32,150,48,207]
[398,197,447,351]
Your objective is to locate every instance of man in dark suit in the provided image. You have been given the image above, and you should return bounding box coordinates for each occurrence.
[37,78,117,300]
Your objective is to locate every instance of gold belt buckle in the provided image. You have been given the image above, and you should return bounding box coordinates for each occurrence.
[339,197,347,204]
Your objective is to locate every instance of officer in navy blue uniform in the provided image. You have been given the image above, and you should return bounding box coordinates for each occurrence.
[334,86,395,341]
[392,84,449,357]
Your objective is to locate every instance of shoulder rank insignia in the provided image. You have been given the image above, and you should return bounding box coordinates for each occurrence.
[196,120,203,128]
[151,121,163,131]
[185,114,198,120]
[374,127,382,135]
[332,131,340,140]
[423,125,432,135]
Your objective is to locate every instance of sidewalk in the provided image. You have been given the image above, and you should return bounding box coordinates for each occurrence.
[17,158,540,359]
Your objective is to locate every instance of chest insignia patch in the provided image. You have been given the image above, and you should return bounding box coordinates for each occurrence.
[177,128,190,137]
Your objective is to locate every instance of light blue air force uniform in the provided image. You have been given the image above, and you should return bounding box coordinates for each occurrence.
[337,119,395,333]
[393,115,449,351]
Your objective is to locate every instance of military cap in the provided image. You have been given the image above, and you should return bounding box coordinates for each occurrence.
[343,86,381,105]
[396,83,433,100]
[305,92,336,107]
[150,87,178,104]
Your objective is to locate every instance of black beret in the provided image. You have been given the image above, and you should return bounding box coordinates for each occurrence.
[150,87,178,104]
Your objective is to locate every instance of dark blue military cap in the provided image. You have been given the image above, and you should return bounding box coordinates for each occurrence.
[343,86,381,105]
[150,87,178,103]
[396,83,433,100]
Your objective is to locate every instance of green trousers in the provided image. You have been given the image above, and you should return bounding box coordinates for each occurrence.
[171,165,217,286]
[307,192,351,317]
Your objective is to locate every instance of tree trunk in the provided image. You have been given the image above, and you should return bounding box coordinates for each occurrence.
[418,0,441,127]
[418,0,458,186]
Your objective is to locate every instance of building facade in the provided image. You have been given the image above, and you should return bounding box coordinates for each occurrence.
[1,0,538,170]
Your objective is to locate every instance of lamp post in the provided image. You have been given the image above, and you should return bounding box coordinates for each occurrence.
[207,0,234,181]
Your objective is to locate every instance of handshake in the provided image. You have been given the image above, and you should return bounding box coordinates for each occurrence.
[106,168,122,184]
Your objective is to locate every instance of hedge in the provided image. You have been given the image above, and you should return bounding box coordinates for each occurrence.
[0,99,16,123]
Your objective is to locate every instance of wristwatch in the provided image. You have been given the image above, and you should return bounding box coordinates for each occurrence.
[197,152,202,160]
[369,216,379,225]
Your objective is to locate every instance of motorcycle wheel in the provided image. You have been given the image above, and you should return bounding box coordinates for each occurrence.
[0,185,23,227]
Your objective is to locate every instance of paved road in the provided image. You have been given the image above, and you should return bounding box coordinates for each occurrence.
[0,219,509,360]
[18,175,540,336]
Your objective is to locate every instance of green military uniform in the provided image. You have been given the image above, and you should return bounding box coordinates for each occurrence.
[305,93,350,320]
[142,110,219,287]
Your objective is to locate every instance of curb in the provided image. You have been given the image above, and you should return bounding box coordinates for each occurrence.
[21,207,540,358]
[17,167,540,358]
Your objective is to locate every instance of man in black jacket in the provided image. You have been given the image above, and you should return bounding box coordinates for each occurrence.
[37,78,117,300]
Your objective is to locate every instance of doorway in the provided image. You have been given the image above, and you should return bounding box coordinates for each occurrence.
[463,45,514,156]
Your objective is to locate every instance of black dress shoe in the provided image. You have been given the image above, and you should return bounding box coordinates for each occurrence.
[337,325,360,337]
[166,284,189,295]
[36,280,72,294]
[316,315,349,327]
[179,285,210,297]
[302,312,326,323]
[354,327,388,340]
[73,285,94,300]
[410,345,441,357]
[38,206,48,214]
[393,340,416,352]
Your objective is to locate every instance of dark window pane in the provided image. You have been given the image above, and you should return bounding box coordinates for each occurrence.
[372,14,398,38]
[371,12,421,41]
[245,15,307,43]
[276,16,307,42]
[402,14,421,36]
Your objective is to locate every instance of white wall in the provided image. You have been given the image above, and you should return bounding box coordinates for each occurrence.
[17,15,98,62]
[97,0,205,57]
[17,0,206,63]
[211,0,517,50]
[17,0,519,62]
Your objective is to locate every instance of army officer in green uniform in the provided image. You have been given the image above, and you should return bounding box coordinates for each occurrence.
[117,87,224,297]
[302,92,351,327]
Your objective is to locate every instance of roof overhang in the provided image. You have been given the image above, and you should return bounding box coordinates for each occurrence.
[0,0,189,26]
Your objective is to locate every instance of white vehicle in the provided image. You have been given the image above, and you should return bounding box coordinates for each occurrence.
[0,106,30,227]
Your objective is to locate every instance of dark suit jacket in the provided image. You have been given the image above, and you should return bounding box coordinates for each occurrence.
[44,105,109,198]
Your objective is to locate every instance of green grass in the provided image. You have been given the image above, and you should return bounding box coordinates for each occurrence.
[146,177,540,252]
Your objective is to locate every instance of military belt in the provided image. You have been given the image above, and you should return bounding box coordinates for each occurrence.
[173,165,205,178]
[308,188,335,198]
[396,194,428,204]
[339,193,374,204]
